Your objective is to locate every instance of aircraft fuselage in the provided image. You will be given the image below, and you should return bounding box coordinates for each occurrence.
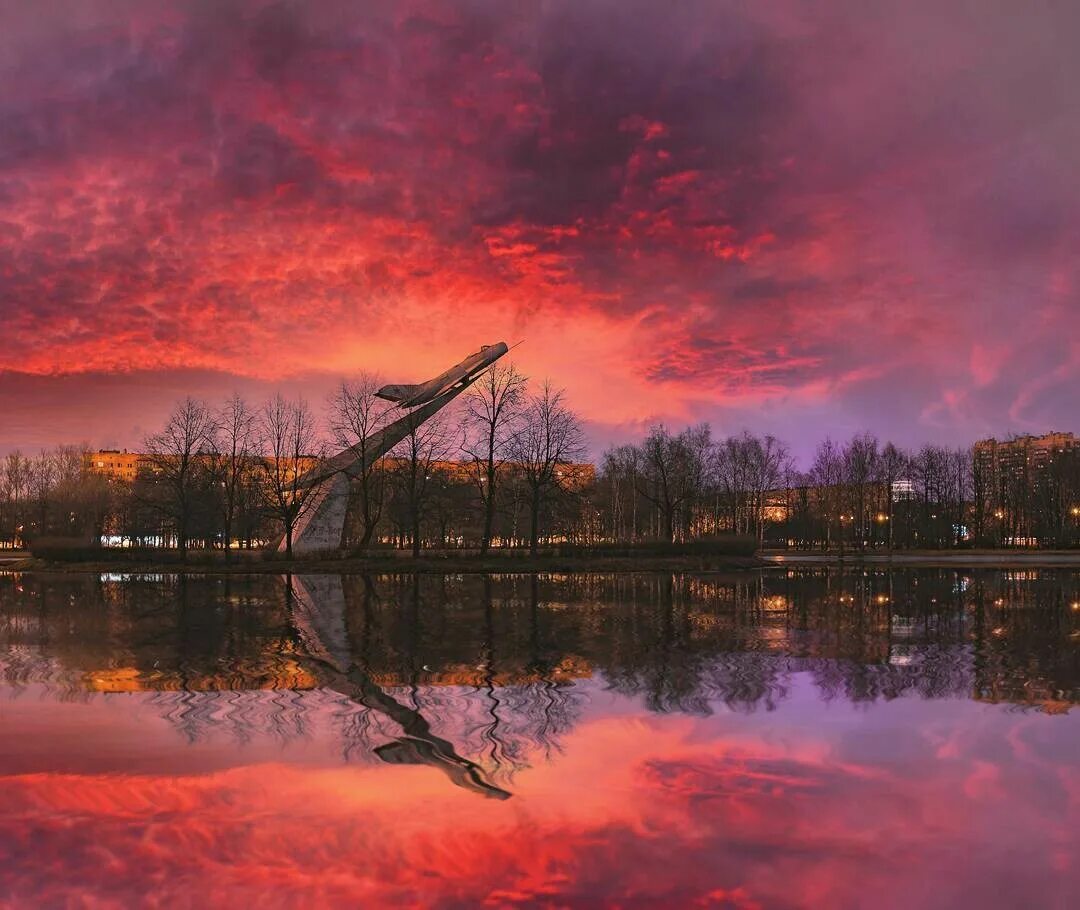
[376,342,509,408]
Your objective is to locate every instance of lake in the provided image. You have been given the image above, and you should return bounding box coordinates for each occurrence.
[0,569,1076,908]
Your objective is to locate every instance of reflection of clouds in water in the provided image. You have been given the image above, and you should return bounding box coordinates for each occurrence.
[0,714,1074,909]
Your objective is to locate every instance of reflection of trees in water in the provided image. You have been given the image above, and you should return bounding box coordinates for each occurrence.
[0,651,91,703]
[808,645,973,704]
[146,687,317,747]
[332,573,583,782]
[132,679,582,784]
[583,570,1075,713]
[0,569,1075,767]
[698,654,792,713]
[421,681,582,782]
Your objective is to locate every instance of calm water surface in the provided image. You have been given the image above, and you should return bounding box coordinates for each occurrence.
[0,569,1076,909]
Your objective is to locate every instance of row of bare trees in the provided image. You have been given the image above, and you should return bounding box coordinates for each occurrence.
[599,426,1080,549]
[132,393,330,557]
[12,391,1080,553]
[600,426,793,544]
[1,365,589,556]
[799,436,971,550]
[0,447,115,547]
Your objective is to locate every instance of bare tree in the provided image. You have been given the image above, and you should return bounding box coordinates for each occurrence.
[256,394,327,558]
[1,452,29,547]
[52,445,85,488]
[712,432,793,542]
[143,398,216,557]
[945,447,972,547]
[635,425,702,542]
[714,434,749,535]
[879,442,909,550]
[50,445,114,543]
[680,424,714,537]
[510,382,586,554]
[211,394,256,558]
[745,433,794,544]
[28,450,56,537]
[391,410,456,556]
[809,437,844,551]
[843,433,880,548]
[463,363,527,553]
[327,374,395,549]
[600,444,643,541]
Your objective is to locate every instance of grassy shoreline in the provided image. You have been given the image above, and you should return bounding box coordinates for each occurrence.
[8,547,1080,574]
[2,551,762,575]
[761,549,1080,567]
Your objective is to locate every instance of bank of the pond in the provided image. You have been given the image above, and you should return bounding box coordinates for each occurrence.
[8,552,763,575]
[761,549,1080,567]
[10,550,1080,573]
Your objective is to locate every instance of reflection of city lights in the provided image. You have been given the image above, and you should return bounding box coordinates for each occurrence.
[762,595,789,612]
[1072,602,1080,611]
[875,513,888,523]
[992,627,1006,636]
[995,510,1005,519]
[875,594,889,604]
[994,598,1005,606]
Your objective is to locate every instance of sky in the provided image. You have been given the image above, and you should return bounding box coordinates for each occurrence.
[1,0,1078,463]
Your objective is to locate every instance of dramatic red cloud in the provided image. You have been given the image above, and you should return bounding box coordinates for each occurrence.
[0,713,1075,908]
[1,1,1079,456]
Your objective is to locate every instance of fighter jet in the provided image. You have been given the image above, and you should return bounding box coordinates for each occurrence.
[376,341,509,408]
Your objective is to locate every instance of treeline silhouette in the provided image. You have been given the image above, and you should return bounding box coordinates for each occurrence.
[0,366,590,555]
[5,389,1080,552]
[600,426,1080,549]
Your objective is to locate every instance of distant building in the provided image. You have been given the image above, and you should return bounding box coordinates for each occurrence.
[973,432,1078,486]
[85,450,145,482]
[84,450,596,491]
[84,450,318,483]
[973,432,1080,545]
[891,479,916,501]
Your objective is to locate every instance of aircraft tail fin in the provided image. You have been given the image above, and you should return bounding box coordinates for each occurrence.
[376,383,421,403]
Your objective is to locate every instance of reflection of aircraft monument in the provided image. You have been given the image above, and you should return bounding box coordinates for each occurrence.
[286,575,511,800]
[376,342,509,408]
[281,341,510,554]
